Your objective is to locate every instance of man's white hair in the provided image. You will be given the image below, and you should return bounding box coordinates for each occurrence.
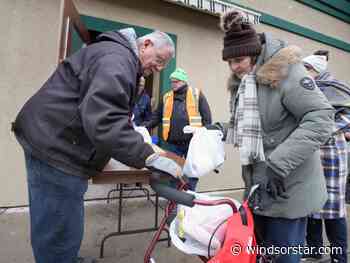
[137,31,175,58]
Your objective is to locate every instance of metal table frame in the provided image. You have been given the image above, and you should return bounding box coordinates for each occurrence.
[92,169,171,259]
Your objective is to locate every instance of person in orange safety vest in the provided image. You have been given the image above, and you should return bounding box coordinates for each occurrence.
[143,68,212,190]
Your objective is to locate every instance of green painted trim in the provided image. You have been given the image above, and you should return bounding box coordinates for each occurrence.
[295,0,350,24]
[261,13,350,52]
[81,15,153,36]
[71,28,84,53]
[222,0,350,53]
[317,0,350,16]
[261,14,350,52]
[72,15,177,102]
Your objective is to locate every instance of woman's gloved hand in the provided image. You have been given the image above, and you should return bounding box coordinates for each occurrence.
[145,151,184,179]
[248,186,273,211]
[266,166,289,200]
[247,166,289,211]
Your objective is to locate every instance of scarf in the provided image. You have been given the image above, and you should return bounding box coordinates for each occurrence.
[229,73,265,165]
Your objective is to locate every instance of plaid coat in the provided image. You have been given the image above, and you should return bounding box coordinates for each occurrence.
[312,132,348,219]
[311,72,350,219]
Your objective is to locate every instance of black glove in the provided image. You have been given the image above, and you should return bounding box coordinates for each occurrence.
[266,166,289,200]
[248,185,274,211]
[205,122,227,141]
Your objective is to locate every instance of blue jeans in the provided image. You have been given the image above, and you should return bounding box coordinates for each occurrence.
[24,152,88,263]
[306,217,348,263]
[254,215,307,263]
[166,142,198,191]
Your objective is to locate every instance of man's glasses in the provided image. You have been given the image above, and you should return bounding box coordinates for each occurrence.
[155,55,168,68]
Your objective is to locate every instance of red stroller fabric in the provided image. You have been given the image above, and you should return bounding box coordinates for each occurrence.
[208,201,257,263]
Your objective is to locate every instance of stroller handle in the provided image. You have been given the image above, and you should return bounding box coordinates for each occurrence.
[149,171,196,207]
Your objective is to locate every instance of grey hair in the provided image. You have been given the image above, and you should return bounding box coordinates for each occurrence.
[137,31,175,58]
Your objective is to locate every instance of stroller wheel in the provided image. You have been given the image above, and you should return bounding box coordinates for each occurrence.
[149,258,156,263]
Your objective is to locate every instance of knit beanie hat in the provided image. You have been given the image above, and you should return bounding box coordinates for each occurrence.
[220,10,262,61]
[170,68,188,82]
[302,55,328,73]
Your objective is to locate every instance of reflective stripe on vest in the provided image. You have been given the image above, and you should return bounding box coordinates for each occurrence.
[162,86,202,140]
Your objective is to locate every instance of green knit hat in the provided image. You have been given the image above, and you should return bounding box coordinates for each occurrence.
[170,68,188,82]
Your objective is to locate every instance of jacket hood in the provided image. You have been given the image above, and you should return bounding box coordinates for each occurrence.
[96,28,139,59]
[228,33,303,91]
[316,71,350,107]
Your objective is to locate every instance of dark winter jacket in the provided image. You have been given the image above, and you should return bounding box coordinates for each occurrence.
[13,30,154,178]
[133,91,152,126]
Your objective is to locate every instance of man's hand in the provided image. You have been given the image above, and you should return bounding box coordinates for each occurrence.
[266,166,289,200]
[145,151,184,179]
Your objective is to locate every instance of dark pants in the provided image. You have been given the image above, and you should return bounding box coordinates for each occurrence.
[166,142,198,191]
[254,215,307,263]
[24,152,88,263]
[306,217,348,263]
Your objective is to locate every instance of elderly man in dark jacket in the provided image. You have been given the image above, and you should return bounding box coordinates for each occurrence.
[12,28,180,263]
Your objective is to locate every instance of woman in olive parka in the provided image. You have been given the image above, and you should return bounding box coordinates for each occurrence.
[215,10,335,263]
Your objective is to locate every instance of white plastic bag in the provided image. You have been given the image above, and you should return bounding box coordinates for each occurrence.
[183,126,225,178]
[133,125,152,144]
[104,125,152,171]
[169,191,240,256]
[103,158,130,171]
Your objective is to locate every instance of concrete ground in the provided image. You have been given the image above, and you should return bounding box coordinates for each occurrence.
[0,189,349,263]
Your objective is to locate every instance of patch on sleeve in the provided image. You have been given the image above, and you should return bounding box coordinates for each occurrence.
[300,77,316,90]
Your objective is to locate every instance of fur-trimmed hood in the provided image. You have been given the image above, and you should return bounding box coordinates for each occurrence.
[228,33,302,91]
